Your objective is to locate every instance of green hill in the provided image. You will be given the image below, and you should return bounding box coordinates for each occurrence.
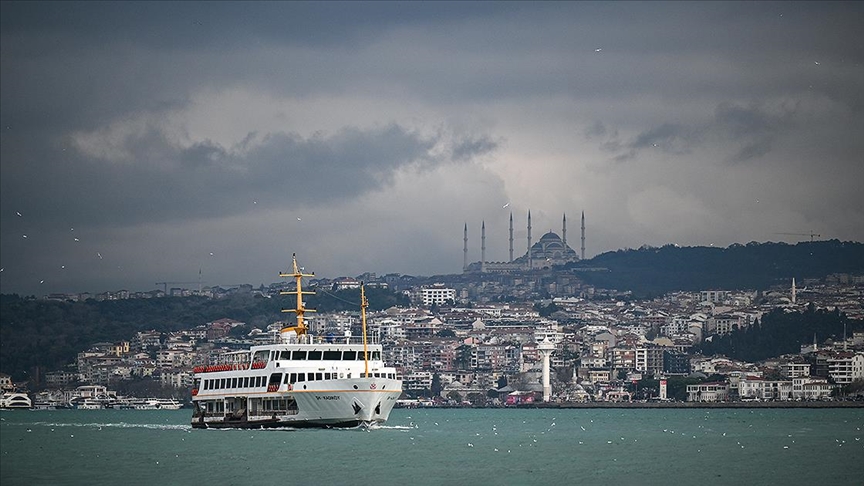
[570,240,864,295]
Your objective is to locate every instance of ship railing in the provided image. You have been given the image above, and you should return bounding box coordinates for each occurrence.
[250,409,298,417]
[193,363,253,373]
[291,334,382,346]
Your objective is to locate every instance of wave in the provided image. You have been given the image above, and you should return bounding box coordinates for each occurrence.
[25,421,192,431]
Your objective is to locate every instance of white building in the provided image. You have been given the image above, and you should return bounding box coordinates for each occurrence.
[827,352,864,385]
[738,377,793,400]
[413,285,456,306]
[687,382,729,402]
[792,377,836,400]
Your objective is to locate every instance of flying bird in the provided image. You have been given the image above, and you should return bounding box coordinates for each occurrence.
[502,202,510,209]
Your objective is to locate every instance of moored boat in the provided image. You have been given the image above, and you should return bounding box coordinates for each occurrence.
[0,391,33,409]
[190,254,402,429]
[133,398,183,410]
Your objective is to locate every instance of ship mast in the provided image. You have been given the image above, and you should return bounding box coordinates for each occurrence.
[279,253,316,339]
[361,283,370,377]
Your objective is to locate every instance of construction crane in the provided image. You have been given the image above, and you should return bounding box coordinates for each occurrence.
[155,281,204,293]
[775,232,821,242]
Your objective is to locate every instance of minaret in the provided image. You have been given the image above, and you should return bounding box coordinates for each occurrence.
[562,213,567,247]
[509,212,514,262]
[527,210,533,269]
[791,278,796,304]
[580,211,586,260]
[463,223,468,272]
[481,221,486,273]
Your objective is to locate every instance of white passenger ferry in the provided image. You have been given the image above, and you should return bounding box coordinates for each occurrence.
[191,255,402,429]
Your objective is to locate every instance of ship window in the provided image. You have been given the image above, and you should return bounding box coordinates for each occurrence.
[343,351,357,360]
[280,351,291,360]
[308,351,322,360]
[220,379,226,389]
[307,373,314,381]
[315,373,322,381]
[292,351,307,360]
[289,373,297,384]
[296,374,305,382]
[323,351,341,360]
[269,373,282,385]
[232,378,238,388]
[371,351,381,361]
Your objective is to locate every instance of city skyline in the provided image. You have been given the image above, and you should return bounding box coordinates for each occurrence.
[2,2,863,296]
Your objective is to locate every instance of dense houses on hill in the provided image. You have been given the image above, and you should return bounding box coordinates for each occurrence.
[10,275,864,406]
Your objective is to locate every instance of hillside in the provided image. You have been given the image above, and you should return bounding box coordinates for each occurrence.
[695,305,863,363]
[570,240,864,295]
[0,286,407,381]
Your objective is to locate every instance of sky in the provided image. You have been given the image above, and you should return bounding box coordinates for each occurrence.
[1,1,862,296]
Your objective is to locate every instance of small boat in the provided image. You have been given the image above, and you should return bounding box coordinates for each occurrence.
[0,391,33,409]
[191,254,402,429]
[133,398,183,410]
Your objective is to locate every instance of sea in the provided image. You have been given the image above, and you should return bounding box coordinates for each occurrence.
[1,407,862,485]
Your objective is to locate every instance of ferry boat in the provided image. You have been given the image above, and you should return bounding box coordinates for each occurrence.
[190,255,402,429]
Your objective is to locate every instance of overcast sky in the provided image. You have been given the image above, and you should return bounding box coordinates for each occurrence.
[1,1,862,295]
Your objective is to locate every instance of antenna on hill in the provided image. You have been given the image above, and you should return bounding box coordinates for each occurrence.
[775,232,821,243]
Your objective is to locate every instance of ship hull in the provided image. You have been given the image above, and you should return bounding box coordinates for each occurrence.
[192,378,401,430]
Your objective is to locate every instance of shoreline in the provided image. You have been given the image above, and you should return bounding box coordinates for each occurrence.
[398,401,864,410]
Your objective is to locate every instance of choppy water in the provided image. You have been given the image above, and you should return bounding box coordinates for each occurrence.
[2,407,862,485]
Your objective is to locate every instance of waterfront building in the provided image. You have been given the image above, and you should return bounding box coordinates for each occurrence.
[827,351,864,384]
[687,382,729,402]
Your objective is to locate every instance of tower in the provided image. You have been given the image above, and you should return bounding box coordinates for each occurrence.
[562,213,567,247]
[481,221,486,273]
[791,278,796,304]
[463,223,468,272]
[509,212,514,262]
[580,211,586,260]
[537,336,556,402]
[527,210,533,269]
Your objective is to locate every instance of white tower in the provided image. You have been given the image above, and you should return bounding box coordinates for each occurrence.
[537,337,556,402]
[791,278,796,304]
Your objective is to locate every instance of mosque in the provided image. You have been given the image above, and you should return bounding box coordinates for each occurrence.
[463,211,585,274]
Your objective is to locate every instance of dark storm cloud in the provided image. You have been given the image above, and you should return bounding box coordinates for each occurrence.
[600,102,798,164]
[1,123,483,229]
[1,1,862,296]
